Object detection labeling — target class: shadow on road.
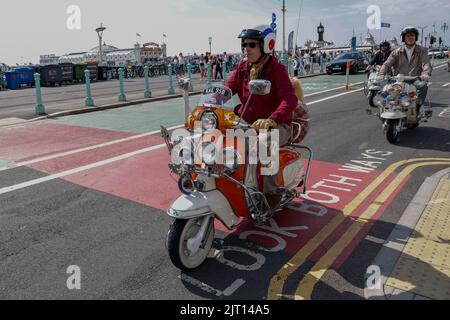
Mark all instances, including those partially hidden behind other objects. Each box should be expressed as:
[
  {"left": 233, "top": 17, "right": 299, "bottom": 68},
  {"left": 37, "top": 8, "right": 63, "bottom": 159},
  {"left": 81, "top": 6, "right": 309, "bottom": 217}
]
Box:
[
  {"left": 175, "top": 199, "right": 449, "bottom": 300},
  {"left": 396, "top": 126, "right": 450, "bottom": 153}
]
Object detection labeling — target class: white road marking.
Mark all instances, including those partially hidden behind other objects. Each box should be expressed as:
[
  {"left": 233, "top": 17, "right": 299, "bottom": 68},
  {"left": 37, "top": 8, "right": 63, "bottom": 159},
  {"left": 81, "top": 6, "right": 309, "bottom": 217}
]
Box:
[
  {"left": 304, "top": 81, "right": 365, "bottom": 98},
  {"left": 434, "top": 63, "right": 448, "bottom": 70},
  {"left": 443, "top": 83, "right": 450, "bottom": 87},
  {"left": 307, "top": 88, "right": 365, "bottom": 105},
  {"left": 439, "top": 107, "right": 450, "bottom": 118},
  {"left": 0, "top": 124, "right": 184, "bottom": 172},
  {"left": 0, "top": 143, "right": 167, "bottom": 196},
  {"left": 0, "top": 83, "right": 366, "bottom": 173},
  {"left": 0, "top": 86, "right": 374, "bottom": 195},
  {"left": 179, "top": 274, "right": 246, "bottom": 297}
]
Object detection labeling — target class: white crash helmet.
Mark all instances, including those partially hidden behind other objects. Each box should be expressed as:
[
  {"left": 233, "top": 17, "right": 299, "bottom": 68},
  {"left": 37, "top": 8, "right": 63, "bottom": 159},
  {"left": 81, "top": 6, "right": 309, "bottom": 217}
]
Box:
[{"left": 238, "top": 25, "right": 277, "bottom": 55}]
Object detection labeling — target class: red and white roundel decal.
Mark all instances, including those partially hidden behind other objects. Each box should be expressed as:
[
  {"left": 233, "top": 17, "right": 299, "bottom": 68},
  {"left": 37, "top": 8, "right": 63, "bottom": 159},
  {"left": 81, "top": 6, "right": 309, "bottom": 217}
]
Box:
[{"left": 268, "top": 39, "right": 276, "bottom": 51}]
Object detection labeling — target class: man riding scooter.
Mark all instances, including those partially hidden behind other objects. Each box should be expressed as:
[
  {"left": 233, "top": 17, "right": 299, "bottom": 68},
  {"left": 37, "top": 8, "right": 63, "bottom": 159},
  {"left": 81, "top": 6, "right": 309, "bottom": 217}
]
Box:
[
  {"left": 366, "top": 41, "right": 392, "bottom": 72},
  {"left": 365, "top": 41, "right": 393, "bottom": 108},
  {"left": 379, "top": 26, "right": 433, "bottom": 118},
  {"left": 225, "top": 24, "right": 298, "bottom": 211}
]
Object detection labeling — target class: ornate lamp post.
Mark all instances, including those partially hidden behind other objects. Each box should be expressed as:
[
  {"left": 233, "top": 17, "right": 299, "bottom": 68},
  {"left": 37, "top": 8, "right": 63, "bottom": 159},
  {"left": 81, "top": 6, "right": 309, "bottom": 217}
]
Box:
[{"left": 96, "top": 24, "right": 106, "bottom": 65}]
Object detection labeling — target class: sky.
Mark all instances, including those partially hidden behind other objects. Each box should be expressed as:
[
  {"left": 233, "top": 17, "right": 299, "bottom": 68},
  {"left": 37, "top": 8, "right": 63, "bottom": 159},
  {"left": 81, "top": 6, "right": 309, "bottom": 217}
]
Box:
[{"left": 1, "top": 0, "right": 449, "bottom": 65}]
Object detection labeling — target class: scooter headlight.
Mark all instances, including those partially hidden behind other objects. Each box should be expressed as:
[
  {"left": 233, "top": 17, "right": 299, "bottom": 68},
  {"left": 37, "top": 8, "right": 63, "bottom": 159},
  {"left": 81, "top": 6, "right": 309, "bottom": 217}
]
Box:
[
  {"left": 179, "top": 145, "right": 194, "bottom": 166},
  {"left": 178, "top": 175, "right": 195, "bottom": 195},
  {"left": 201, "top": 112, "right": 218, "bottom": 132},
  {"left": 373, "top": 95, "right": 385, "bottom": 107},
  {"left": 201, "top": 141, "right": 217, "bottom": 166},
  {"left": 223, "top": 147, "right": 242, "bottom": 172},
  {"left": 401, "top": 96, "right": 411, "bottom": 107},
  {"left": 172, "top": 139, "right": 195, "bottom": 166},
  {"left": 408, "top": 92, "right": 417, "bottom": 100}
]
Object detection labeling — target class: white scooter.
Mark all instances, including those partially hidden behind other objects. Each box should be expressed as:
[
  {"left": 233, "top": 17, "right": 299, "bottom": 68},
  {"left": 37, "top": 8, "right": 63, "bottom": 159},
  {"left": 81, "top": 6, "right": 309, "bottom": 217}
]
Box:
[
  {"left": 364, "top": 65, "right": 385, "bottom": 107},
  {"left": 372, "top": 74, "right": 431, "bottom": 143}
]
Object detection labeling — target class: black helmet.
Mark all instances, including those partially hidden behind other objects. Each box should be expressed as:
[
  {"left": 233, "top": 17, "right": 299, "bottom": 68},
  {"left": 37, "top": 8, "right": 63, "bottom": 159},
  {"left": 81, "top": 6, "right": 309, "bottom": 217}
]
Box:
[
  {"left": 401, "top": 26, "right": 419, "bottom": 43},
  {"left": 380, "top": 40, "right": 391, "bottom": 49},
  {"left": 238, "top": 29, "right": 265, "bottom": 41}
]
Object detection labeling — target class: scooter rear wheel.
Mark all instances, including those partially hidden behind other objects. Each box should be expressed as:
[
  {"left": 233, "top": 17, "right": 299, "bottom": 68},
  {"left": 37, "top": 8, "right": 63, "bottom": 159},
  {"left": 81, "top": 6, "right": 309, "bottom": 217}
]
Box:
[{"left": 167, "top": 217, "right": 214, "bottom": 271}]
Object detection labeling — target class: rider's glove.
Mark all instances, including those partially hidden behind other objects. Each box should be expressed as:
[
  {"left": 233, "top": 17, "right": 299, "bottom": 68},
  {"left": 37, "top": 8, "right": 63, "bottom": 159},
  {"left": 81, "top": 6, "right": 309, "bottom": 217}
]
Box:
[
  {"left": 420, "top": 75, "right": 430, "bottom": 82},
  {"left": 251, "top": 119, "right": 278, "bottom": 131}
]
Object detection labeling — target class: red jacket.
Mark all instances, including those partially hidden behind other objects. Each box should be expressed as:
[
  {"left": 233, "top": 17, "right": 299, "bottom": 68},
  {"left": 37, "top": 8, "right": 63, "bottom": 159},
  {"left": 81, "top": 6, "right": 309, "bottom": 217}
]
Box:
[{"left": 225, "top": 56, "right": 298, "bottom": 125}]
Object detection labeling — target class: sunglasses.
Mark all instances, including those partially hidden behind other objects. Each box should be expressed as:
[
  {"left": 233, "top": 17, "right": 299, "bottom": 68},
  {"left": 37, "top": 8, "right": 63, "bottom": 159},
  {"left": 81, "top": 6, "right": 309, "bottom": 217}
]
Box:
[{"left": 242, "top": 42, "right": 258, "bottom": 48}]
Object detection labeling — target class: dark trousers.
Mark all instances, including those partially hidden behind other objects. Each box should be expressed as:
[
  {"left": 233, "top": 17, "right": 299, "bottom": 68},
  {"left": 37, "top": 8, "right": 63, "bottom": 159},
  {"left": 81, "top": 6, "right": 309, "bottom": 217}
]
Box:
[
  {"left": 215, "top": 68, "right": 223, "bottom": 80},
  {"left": 416, "top": 82, "right": 428, "bottom": 107}
]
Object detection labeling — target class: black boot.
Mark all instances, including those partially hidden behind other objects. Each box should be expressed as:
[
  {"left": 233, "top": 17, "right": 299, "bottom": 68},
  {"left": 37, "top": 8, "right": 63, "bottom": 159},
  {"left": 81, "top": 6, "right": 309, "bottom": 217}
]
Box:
[{"left": 264, "top": 194, "right": 282, "bottom": 212}]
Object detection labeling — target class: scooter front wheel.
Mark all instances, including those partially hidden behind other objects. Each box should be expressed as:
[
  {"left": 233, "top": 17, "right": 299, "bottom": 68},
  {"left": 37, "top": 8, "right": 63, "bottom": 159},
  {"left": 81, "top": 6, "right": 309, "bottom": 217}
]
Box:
[
  {"left": 386, "top": 119, "right": 399, "bottom": 144},
  {"left": 167, "top": 217, "right": 215, "bottom": 271},
  {"left": 368, "top": 91, "right": 377, "bottom": 107}
]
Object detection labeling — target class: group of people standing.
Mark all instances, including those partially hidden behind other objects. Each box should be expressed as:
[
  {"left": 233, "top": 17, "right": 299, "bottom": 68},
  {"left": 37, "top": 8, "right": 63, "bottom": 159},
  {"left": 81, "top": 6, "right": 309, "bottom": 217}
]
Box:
[
  {"left": 198, "top": 52, "right": 235, "bottom": 81},
  {"left": 291, "top": 49, "right": 330, "bottom": 76},
  {"left": 171, "top": 52, "right": 237, "bottom": 81}
]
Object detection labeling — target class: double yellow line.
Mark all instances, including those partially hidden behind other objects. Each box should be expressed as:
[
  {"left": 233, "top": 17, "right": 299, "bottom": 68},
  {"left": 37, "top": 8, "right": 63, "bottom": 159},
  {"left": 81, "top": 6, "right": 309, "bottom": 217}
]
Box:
[{"left": 267, "top": 158, "right": 450, "bottom": 300}]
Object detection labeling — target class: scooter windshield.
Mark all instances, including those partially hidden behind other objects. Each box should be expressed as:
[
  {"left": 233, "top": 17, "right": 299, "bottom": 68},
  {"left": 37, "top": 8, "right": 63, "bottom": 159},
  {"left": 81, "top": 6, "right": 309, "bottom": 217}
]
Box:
[{"left": 197, "top": 85, "right": 238, "bottom": 111}]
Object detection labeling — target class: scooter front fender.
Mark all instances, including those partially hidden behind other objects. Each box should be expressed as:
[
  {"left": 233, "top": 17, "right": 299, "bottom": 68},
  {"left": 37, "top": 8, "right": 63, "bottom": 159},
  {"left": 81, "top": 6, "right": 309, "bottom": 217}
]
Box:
[{"left": 167, "top": 190, "right": 240, "bottom": 229}]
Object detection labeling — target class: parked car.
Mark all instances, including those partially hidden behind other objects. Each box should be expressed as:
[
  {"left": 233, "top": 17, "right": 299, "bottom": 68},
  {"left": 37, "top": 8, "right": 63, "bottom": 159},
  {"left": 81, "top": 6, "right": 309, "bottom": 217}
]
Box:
[
  {"left": 428, "top": 48, "right": 447, "bottom": 59},
  {"left": 326, "top": 52, "right": 369, "bottom": 74}
]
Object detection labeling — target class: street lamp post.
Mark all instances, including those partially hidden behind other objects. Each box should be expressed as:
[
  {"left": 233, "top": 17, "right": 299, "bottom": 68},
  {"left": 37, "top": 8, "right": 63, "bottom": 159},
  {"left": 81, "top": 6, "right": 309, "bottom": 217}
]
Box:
[
  {"left": 208, "top": 37, "right": 212, "bottom": 54},
  {"left": 442, "top": 23, "right": 448, "bottom": 47},
  {"left": 96, "top": 23, "right": 106, "bottom": 66},
  {"left": 418, "top": 25, "right": 428, "bottom": 46},
  {"left": 282, "top": 0, "right": 286, "bottom": 54}
]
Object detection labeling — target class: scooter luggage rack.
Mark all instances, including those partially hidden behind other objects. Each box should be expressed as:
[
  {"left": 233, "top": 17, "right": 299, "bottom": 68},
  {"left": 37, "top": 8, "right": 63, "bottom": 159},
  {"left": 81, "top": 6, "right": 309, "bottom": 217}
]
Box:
[{"left": 289, "top": 144, "right": 313, "bottom": 195}]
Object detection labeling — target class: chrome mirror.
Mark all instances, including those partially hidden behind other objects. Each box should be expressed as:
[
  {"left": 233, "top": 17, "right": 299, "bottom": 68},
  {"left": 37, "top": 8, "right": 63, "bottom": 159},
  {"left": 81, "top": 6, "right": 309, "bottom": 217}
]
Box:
[
  {"left": 249, "top": 80, "right": 271, "bottom": 95},
  {"left": 178, "top": 78, "right": 190, "bottom": 91}
]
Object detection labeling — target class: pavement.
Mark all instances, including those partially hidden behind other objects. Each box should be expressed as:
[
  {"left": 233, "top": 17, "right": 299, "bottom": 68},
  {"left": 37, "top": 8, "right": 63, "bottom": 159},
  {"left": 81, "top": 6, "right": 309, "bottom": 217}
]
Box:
[
  {"left": 0, "top": 63, "right": 341, "bottom": 123},
  {"left": 0, "top": 58, "right": 446, "bottom": 125},
  {"left": 366, "top": 167, "right": 450, "bottom": 300},
  {"left": 0, "top": 60, "right": 449, "bottom": 300}
]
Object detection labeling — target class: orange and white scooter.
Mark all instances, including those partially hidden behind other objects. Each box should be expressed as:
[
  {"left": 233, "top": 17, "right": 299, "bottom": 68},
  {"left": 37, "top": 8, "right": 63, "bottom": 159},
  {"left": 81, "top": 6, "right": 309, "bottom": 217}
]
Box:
[{"left": 160, "top": 79, "right": 313, "bottom": 270}]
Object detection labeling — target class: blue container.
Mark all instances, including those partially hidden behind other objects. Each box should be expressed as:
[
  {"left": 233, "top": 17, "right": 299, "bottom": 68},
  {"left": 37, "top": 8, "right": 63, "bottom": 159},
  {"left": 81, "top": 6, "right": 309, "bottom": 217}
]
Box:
[
  {"left": 14, "top": 67, "right": 35, "bottom": 87},
  {"left": 5, "top": 70, "right": 20, "bottom": 89},
  {"left": 6, "top": 67, "right": 35, "bottom": 89}
]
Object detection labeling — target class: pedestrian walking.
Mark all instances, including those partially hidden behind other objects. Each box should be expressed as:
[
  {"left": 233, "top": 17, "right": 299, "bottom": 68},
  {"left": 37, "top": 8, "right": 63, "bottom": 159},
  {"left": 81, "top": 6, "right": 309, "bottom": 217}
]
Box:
[
  {"left": 214, "top": 56, "right": 223, "bottom": 80},
  {"left": 199, "top": 54, "right": 206, "bottom": 81}
]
